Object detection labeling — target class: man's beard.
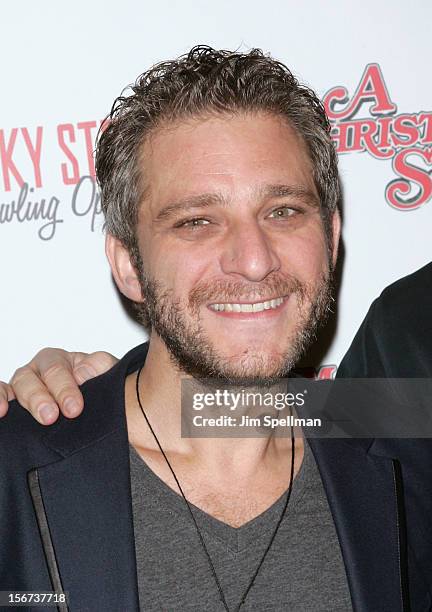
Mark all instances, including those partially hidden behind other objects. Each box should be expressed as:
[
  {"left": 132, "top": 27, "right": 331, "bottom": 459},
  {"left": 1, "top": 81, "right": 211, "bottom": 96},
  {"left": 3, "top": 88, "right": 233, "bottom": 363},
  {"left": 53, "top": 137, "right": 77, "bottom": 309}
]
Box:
[{"left": 136, "top": 268, "right": 334, "bottom": 387}]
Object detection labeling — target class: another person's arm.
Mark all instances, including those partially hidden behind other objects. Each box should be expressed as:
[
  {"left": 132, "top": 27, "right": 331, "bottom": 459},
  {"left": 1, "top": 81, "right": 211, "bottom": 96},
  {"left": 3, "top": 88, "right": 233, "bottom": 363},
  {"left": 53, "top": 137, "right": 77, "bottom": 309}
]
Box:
[{"left": 0, "top": 349, "right": 118, "bottom": 424}]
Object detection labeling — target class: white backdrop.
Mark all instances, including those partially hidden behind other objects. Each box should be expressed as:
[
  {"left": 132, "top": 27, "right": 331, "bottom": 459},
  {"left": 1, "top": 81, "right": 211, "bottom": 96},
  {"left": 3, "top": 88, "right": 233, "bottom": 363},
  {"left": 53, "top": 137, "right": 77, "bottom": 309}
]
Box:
[{"left": 1, "top": 0, "right": 431, "bottom": 379}]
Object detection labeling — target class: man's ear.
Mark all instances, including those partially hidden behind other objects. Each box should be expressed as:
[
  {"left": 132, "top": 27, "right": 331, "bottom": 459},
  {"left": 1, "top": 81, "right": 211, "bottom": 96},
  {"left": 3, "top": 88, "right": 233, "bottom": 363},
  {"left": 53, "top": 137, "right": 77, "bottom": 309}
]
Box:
[
  {"left": 105, "top": 234, "right": 143, "bottom": 302},
  {"left": 330, "top": 208, "right": 341, "bottom": 268}
]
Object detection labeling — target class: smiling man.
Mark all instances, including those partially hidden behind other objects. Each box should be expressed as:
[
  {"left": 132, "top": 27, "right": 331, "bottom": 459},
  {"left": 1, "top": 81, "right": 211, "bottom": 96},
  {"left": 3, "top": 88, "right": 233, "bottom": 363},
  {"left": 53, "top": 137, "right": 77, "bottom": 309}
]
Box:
[
  {"left": 1, "top": 46, "right": 424, "bottom": 612},
  {"left": 113, "top": 112, "right": 336, "bottom": 386}
]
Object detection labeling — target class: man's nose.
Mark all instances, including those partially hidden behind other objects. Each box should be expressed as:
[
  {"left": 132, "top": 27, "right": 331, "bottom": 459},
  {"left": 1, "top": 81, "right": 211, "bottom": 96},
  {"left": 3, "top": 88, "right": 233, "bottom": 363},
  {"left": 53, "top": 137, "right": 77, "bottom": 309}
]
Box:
[{"left": 219, "top": 220, "right": 281, "bottom": 282}]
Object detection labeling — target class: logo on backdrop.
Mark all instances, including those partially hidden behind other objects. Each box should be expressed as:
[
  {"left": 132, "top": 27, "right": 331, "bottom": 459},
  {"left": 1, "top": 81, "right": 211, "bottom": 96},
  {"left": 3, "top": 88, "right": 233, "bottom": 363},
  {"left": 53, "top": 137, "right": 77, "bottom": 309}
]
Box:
[
  {"left": 0, "top": 121, "right": 104, "bottom": 240},
  {"left": 296, "top": 364, "right": 337, "bottom": 381},
  {"left": 323, "top": 63, "right": 432, "bottom": 211}
]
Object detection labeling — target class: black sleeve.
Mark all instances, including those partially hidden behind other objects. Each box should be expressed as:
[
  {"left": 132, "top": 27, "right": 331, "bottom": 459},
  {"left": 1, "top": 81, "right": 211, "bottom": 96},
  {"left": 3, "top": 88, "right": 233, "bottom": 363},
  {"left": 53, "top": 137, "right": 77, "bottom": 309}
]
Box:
[
  {"left": 336, "top": 298, "right": 388, "bottom": 378},
  {"left": 337, "top": 265, "right": 432, "bottom": 379}
]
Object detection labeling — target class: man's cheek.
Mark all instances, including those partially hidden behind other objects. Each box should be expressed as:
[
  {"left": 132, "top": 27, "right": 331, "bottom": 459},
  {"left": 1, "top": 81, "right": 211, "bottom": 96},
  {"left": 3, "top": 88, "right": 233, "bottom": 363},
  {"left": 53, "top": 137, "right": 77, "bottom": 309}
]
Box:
[
  {"left": 286, "top": 235, "right": 328, "bottom": 277},
  {"left": 279, "top": 253, "right": 321, "bottom": 285}
]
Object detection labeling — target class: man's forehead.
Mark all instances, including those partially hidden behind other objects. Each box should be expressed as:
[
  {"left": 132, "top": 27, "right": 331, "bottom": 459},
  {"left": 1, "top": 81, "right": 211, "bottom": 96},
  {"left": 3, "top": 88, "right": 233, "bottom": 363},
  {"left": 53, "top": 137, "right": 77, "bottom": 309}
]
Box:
[
  {"left": 138, "top": 112, "right": 318, "bottom": 216},
  {"left": 142, "top": 111, "right": 312, "bottom": 168}
]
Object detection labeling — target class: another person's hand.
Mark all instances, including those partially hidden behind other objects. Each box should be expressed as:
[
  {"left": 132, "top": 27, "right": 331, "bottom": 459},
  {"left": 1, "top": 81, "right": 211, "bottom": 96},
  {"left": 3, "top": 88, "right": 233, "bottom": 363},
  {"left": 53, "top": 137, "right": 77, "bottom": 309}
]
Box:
[{"left": 0, "top": 349, "right": 118, "bottom": 425}]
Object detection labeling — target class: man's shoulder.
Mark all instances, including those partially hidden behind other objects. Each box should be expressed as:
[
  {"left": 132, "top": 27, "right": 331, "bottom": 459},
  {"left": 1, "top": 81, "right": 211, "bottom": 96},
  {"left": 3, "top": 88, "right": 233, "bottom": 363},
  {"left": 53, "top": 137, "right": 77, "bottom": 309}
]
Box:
[
  {"left": 375, "top": 261, "right": 432, "bottom": 323},
  {"left": 0, "top": 367, "right": 113, "bottom": 439},
  {"left": 0, "top": 342, "right": 149, "bottom": 465},
  {"left": 0, "top": 398, "right": 52, "bottom": 438},
  {"left": 0, "top": 399, "right": 58, "bottom": 473},
  {"left": 360, "top": 261, "right": 432, "bottom": 341},
  {"left": 338, "top": 262, "right": 432, "bottom": 378},
  {"left": 0, "top": 380, "right": 118, "bottom": 474}
]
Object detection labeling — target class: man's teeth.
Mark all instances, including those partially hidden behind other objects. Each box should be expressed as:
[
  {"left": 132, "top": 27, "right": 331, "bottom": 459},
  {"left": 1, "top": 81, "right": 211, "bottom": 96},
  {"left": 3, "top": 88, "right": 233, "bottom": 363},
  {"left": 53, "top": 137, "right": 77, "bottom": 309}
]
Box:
[{"left": 209, "top": 297, "right": 285, "bottom": 312}]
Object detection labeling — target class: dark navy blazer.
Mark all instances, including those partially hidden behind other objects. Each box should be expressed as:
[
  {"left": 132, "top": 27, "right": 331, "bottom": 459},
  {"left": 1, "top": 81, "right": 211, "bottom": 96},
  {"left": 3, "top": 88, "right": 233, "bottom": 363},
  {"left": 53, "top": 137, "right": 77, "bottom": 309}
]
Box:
[{"left": 1, "top": 258, "right": 432, "bottom": 612}]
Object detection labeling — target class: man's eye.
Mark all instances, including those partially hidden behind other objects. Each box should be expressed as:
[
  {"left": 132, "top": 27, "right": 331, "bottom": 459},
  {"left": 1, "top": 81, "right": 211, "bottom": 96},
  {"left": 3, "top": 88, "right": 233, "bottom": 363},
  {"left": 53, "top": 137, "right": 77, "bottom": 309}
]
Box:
[
  {"left": 268, "top": 207, "right": 297, "bottom": 219},
  {"left": 176, "top": 218, "right": 210, "bottom": 228}
]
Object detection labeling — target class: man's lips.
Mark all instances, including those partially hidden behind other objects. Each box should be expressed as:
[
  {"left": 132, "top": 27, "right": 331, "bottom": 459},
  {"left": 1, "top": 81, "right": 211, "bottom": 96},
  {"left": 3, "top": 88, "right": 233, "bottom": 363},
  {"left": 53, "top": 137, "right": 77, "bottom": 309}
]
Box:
[{"left": 206, "top": 295, "right": 289, "bottom": 319}]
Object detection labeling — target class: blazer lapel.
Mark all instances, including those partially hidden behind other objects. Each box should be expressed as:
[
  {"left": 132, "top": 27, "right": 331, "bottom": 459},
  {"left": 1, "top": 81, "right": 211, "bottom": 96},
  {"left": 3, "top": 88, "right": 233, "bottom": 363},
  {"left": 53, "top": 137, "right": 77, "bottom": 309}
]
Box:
[
  {"left": 308, "top": 437, "right": 405, "bottom": 612},
  {"left": 34, "top": 428, "right": 139, "bottom": 611}
]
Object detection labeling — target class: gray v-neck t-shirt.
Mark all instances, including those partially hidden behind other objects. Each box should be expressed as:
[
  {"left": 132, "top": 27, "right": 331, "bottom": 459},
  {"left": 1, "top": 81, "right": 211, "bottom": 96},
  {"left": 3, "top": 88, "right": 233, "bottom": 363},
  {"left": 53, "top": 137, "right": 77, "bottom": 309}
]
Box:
[{"left": 129, "top": 439, "right": 353, "bottom": 611}]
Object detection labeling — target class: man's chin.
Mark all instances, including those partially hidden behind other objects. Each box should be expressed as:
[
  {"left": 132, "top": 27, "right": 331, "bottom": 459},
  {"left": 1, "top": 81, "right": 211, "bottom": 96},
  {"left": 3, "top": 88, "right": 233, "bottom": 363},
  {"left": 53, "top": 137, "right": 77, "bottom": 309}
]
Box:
[
  {"left": 189, "top": 352, "right": 295, "bottom": 388},
  {"left": 208, "top": 371, "right": 289, "bottom": 389}
]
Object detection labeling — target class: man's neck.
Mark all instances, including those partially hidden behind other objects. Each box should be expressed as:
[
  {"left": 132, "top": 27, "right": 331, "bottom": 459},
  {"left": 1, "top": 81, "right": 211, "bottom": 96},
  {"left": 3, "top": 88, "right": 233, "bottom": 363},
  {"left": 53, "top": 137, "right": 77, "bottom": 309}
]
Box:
[
  {"left": 125, "top": 333, "right": 302, "bottom": 478},
  {"left": 124, "top": 334, "right": 304, "bottom": 527}
]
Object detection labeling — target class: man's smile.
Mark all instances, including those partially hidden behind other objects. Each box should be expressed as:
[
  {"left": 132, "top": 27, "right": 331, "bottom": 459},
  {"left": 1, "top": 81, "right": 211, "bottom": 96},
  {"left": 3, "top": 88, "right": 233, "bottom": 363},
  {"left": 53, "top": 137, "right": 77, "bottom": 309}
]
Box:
[{"left": 206, "top": 294, "right": 289, "bottom": 318}]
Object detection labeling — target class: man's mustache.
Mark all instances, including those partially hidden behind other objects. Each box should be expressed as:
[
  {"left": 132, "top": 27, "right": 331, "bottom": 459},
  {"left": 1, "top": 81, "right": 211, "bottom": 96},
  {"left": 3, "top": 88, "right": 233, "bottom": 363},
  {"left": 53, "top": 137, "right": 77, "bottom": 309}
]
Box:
[{"left": 188, "top": 275, "right": 307, "bottom": 308}]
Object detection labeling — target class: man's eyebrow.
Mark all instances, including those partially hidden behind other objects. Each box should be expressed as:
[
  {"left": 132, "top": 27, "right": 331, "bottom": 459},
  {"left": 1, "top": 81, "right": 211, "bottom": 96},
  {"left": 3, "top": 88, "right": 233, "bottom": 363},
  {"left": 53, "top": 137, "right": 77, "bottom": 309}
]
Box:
[
  {"left": 154, "top": 184, "right": 319, "bottom": 222},
  {"left": 154, "top": 193, "right": 227, "bottom": 222},
  {"left": 262, "top": 184, "right": 320, "bottom": 207}
]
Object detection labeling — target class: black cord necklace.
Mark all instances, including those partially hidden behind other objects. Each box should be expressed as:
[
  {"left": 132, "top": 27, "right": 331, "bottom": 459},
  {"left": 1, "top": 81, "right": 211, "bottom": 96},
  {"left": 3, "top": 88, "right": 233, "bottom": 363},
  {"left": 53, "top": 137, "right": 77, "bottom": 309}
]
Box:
[{"left": 135, "top": 364, "right": 296, "bottom": 612}]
